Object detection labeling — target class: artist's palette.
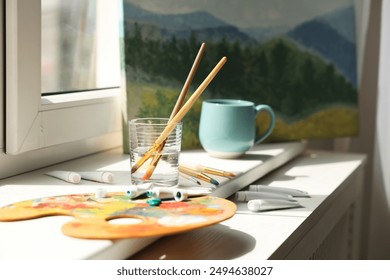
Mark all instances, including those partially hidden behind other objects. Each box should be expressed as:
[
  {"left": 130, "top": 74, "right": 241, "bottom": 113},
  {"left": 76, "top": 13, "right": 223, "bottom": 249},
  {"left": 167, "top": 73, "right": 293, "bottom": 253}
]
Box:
[{"left": 0, "top": 193, "right": 236, "bottom": 240}]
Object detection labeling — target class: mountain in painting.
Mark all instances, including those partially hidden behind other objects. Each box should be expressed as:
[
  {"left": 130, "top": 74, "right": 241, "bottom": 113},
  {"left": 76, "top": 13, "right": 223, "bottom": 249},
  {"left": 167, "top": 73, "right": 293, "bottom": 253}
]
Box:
[
  {"left": 123, "top": 2, "right": 227, "bottom": 30},
  {"left": 243, "top": 25, "right": 289, "bottom": 42},
  {"left": 123, "top": 1, "right": 254, "bottom": 42},
  {"left": 287, "top": 17, "right": 357, "bottom": 86},
  {"left": 319, "top": 5, "right": 356, "bottom": 43},
  {"left": 240, "top": 5, "right": 357, "bottom": 86}
]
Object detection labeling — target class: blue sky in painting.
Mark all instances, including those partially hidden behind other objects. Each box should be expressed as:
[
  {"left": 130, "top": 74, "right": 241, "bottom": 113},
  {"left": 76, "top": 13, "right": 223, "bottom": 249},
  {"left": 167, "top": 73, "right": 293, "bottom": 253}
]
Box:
[{"left": 125, "top": 0, "right": 353, "bottom": 28}]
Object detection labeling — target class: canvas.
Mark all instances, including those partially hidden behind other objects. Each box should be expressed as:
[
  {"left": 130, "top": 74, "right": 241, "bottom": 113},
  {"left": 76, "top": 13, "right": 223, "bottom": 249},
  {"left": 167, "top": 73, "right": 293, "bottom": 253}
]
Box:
[{"left": 121, "top": 0, "right": 358, "bottom": 152}]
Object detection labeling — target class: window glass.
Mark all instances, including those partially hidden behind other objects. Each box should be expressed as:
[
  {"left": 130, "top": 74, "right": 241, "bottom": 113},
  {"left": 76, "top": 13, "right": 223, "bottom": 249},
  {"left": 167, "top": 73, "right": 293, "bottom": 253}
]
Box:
[{"left": 41, "top": 0, "right": 119, "bottom": 95}]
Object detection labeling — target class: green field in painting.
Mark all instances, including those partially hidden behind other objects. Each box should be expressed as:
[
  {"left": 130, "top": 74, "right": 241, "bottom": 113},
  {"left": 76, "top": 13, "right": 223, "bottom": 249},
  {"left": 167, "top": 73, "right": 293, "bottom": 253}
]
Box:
[
  {"left": 258, "top": 106, "right": 359, "bottom": 142},
  {"left": 123, "top": 82, "right": 358, "bottom": 153},
  {"left": 124, "top": 82, "right": 204, "bottom": 152}
]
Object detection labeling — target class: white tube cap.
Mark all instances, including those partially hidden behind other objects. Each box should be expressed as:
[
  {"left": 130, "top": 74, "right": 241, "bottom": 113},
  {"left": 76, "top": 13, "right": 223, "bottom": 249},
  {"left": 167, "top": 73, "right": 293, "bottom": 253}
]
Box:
[
  {"left": 68, "top": 172, "right": 81, "bottom": 184},
  {"left": 102, "top": 172, "right": 114, "bottom": 183},
  {"left": 95, "top": 188, "right": 107, "bottom": 198}
]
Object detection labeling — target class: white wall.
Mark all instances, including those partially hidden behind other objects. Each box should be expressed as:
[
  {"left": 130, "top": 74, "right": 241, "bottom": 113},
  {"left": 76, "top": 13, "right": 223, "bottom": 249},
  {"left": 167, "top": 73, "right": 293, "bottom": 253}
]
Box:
[
  {"left": 339, "top": 0, "right": 380, "bottom": 258},
  {"left": 325, "top": 0, "right": 389, "bottom": 259},
  {"left": 365, "top": 0, "right": 390, "bottom": 259},
  {"left": 0, "top": 1, "right": 4, "bottom": 151}
]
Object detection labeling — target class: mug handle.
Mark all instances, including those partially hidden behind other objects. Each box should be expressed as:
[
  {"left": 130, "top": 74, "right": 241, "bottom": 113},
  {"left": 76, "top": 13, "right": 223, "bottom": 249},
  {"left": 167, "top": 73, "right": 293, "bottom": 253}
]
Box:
[{"left": 254, "top": 105, "right": 275, "bottom": 145}]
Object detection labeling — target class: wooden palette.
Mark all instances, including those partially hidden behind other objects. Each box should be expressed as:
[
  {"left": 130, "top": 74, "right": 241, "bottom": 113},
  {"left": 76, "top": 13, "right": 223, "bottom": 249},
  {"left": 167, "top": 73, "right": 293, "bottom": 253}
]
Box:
[{"left": 0, "top": 192, "right": 236, "bottom": 240}]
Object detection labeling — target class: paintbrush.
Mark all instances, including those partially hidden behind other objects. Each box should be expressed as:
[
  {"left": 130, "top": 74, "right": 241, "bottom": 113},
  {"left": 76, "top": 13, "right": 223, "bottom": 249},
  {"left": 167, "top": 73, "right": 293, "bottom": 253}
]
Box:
[
  {"left": 180, "top": 163, "right": 236, "bottom": 178},
  {"left": 131, "top": 56, "right": 227, "bottom": 175},
  {"left": 179, "top": 172, "right": 202, "bottom": 185},
  {"left": 179, "top": 165, "right": 219, "bottom": 186},
  {"left": 142, "top": 43, "right": 206, "bottom": 180}
]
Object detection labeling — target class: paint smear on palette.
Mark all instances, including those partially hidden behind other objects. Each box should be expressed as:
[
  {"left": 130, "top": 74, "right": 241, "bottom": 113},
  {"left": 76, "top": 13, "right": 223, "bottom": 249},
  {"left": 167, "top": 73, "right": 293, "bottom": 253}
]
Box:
[{"left": 0, "top": 192, "right": 236, "bottom": 239}]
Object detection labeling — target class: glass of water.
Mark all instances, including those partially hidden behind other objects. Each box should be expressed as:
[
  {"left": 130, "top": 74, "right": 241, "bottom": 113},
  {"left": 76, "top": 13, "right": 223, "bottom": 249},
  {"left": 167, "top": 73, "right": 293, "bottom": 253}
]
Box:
[{"left": 129, "top": 118, "right": 182, "bottom": 187}]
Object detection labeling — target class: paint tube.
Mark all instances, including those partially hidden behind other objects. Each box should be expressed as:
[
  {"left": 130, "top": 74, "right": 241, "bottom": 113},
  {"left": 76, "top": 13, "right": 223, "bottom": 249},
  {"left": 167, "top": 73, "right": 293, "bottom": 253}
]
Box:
[
  {"left": 78, "top": 171, "right": 114, "bottom": 183},
  {"left": 147, "top": 187, "right": 210, "bottom": 201},
  {"left": 45, "top": 170, "right": 81, "bottom": 184},
  {"left": 247, "top": 199, "right": 302, "bottom": 212},
  {"left": 248, "top": 185, "right": 310, "bottom": 197},
  {"left": 125, "top": 183, "right": 154, "bottom": 198},
  {"left": 235, "top": 191, "right": 296, "bottom": 202}
]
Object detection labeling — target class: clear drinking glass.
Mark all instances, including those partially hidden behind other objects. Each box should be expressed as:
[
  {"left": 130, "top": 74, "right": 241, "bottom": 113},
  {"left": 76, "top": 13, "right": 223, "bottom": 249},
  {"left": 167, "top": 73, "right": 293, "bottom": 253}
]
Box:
[{"left": 129, "top": 118, "right": 182, "bottom": 187}]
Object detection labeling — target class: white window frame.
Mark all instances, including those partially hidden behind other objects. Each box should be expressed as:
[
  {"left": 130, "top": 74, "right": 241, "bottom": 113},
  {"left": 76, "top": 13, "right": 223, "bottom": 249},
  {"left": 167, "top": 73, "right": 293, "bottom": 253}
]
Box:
[{"left": 2, "top": 0, "right": 123, "bottom": 177}]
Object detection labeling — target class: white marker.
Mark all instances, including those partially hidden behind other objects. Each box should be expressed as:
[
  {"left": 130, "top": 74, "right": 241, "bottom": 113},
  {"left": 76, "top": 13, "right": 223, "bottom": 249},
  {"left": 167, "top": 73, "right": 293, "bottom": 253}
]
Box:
[
  {"left": 248, "top": 185, "right": 310, "bottom": 197},
  {"left": 79, "top": 171, "right": 114, "bottom": 184},
  {"left": 247, "top": 199, "right": 302, "bottom": 212},
  {"left": 45, "top": 170, "right": 81, "bottom": 184},
  {"left": 235, "top": 191, "right": 295, "bottom": 202}
]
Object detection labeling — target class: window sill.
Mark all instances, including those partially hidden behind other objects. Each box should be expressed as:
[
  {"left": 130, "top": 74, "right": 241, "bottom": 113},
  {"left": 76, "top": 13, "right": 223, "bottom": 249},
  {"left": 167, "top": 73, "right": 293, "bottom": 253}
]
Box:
[{"left": 0, "top": 142, "right": 365, "bottom": 260}]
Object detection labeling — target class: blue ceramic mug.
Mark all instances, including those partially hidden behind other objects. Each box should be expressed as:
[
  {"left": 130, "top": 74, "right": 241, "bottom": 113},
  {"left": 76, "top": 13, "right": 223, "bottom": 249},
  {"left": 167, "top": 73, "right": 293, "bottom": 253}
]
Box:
[{"left": 199, "top": 99, "right": 275, "bottom": 158}]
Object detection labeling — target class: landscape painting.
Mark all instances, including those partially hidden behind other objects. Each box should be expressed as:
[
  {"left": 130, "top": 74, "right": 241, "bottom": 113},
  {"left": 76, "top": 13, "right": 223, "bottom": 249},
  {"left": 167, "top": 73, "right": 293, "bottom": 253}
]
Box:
[{"left": 122, "top": 0, "right": 358, "bottom": 151}]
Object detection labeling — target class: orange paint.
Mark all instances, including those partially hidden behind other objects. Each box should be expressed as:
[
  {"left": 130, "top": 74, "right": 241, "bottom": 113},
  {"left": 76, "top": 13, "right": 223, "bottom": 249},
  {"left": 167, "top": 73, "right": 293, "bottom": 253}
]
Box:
[{"left": 0, "top": 192, "right": 236, "bottom": 239}]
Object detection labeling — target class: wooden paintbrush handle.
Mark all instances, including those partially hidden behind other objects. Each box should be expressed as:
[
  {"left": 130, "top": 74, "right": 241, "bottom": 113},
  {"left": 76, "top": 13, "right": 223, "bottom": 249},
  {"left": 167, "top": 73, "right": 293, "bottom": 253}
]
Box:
[
  {"left": 155, "top": 56, "right": 227, "bottom": 146},
  {"left": 169, "top": 42, "right": 206, "bottom": 120},
  {"left": 132, "top": 56, "right": 227, "bottom": 175}
]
